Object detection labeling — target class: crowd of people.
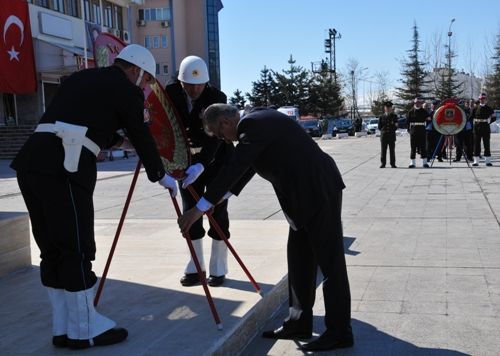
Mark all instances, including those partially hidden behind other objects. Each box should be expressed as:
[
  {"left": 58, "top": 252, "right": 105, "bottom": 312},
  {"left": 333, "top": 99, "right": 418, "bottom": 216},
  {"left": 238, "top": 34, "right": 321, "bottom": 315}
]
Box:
[{"left": 378, "top": 94, "right": 497, "bottom": 168}]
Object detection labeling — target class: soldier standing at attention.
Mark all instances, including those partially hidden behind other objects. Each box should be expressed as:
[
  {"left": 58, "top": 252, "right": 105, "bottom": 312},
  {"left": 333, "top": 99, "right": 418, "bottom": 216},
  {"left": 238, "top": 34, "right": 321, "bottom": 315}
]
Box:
[
  {"left": 378, "top": 101, "right": 398, "bottom": 168},
  {"left": 471, "top": 93, "right": 496, "bottom": 167},
  {"left": 407, "top": 97, "right": 430, "bottom": 168}
]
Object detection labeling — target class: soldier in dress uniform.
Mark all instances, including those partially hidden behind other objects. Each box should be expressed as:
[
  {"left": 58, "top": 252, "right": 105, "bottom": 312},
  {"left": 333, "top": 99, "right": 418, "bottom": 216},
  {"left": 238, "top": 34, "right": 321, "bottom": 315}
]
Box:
[
  {"left": 407, "top": 97, "right": 430, "bottom": 168},
  {"left": 454, "top": 99, "right": 473, "bottom": 162},
  {"left": 378, "top": 101, "right": 398, "bottom": 168},
  {"left": 165, "top": 56, "right": 233, "bottom": 287},
  {"left": 10, "top": 45, "right": 177, "bottom": 349},
  {"left": 471, "top": 93, "right": 496, "bottom": 166}
]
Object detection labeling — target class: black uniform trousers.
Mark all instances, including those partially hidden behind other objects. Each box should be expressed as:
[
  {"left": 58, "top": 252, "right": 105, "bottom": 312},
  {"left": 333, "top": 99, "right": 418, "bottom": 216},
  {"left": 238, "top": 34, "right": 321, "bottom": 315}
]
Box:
[
  {"left": 380, "top": 133, "right": 396, "bottom": 166},
  {"left": 17, "top": 172, "right": 97, "bottom": 292},
  {"left": 180, "top": 154, "right": 230, "bottom": 241},
  {"left": 426, "top": 130, "right": 443, "bottom": 160},
  {"left": 473, "top": 124, "right": 491, "bottom": 157},
  {"left": 455, "top": 130, "right": 473, "bottom": 161},
  {"left": 286, "top": 190, "right": 351, "bottom": 337},
  {"left": 410, "top": 127, "right": 427, "bottom": 159}
]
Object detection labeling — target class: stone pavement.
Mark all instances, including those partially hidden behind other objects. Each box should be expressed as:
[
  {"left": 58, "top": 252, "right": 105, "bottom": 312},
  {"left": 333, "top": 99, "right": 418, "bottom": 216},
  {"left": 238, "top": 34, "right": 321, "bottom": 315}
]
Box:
[{"left": 1, "top": 133, "right": 500, "bottom": 355}]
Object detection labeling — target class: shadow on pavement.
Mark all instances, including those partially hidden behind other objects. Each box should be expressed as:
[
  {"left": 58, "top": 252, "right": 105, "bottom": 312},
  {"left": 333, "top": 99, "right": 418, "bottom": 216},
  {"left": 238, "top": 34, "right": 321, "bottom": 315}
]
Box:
[{"left": 0, "top": 265, "right": 276, "bottom": 355}]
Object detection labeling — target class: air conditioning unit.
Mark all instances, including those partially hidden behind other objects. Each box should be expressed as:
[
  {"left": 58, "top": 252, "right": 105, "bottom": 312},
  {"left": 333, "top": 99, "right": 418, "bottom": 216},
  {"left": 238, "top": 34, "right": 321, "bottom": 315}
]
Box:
[
  {"left": 122, "top": 30, "right": 130, "bottom": 44},
  {"left": 160, "top": 20, "right": 169, "bottom": 28},
  {"left": 137, "top": 19, "right": 146, "bottom": 27}
]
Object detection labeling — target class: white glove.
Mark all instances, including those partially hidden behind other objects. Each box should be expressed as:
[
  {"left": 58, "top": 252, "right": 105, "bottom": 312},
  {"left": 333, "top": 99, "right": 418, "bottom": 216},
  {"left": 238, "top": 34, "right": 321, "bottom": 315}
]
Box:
[
  {"left": 182, "top": 163, "right": 204, "bottom": 188},
  {"left": 158, "top": 174, "right": 178, "bottom": 197}
]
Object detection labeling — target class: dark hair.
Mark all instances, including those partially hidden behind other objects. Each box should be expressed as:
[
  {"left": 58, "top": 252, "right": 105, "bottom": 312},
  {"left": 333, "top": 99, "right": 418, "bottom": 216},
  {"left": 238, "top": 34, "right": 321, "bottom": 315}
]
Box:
[{"left": 114, "top": 58, "right": 135, "bottom": 69}]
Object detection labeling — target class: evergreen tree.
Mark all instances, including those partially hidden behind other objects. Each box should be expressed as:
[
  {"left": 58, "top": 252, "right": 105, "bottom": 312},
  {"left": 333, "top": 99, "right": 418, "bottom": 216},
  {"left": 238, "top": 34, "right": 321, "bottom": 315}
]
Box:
[
  {"left": 229, "top": 89, "right": 246, "bottom": 109},
  {"left": 484, "top": 32, "right": 500, "bottom": 108},
  {"left": 273, "top": 55, "right": 312, "bottom": 114},
  {"left": 395, "top": 23, "right": 431, "bottom": 110},
  {"left": 309, "top": 60, "right": 344, "bottom": 116},
  {"left": 246, "top": 66, "right": 278, "bottom": 107}
]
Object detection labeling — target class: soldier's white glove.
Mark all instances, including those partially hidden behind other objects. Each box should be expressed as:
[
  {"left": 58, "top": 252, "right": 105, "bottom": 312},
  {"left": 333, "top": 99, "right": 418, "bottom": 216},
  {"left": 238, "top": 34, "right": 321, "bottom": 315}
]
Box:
[
  {"left": 182, "top": 163, "right": 204, "bottom": 189},
  {"left": 159, "top": 174, "right": 178, "bottom": 197}
]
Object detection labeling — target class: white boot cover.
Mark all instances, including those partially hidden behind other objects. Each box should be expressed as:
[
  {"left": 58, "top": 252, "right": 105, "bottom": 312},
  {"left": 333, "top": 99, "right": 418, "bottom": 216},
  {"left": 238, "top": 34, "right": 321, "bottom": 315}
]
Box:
[
  {"left": 65, "top": 287, "right": 116, "bottom": 342},
  {"left": 46, "top": 287, "right": 68, "bottom": 336},
  {"left": 209, "top": 240, "right": 228, "bottom": 277},
  {"left": 184, "top": 239, "right": 206, "bottom": 274}
]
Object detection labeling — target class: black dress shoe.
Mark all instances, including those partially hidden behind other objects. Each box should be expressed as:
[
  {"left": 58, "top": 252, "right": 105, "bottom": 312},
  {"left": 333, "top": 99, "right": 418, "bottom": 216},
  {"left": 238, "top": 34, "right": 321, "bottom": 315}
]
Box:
[
  {"left": 67, "top": 328, "right": 128, "bottom": 349},
  {"left": 207, "top": 275, "right": 225, "bottom": 286},
  {"left": 52, "top": 335, "right": 67, "bottom": 348},
  {"left": 486, "top": 163, "right": 493, "bottom": 167},
  {"left": 262, "top": 318, "right": 312, "bottom": 340},
  {"left": 379, "top": 164, "right": 385, "bottom": 168},
  {"left": 180, "top": 272, "right": 204, "bottom": 286},
  {"left": 300, "top": 330, "right": 354, "bottom": 352},
  {"left": 453, "top": 158, "right": 461, "bottom": 162},
  {"left": 408, "top": 164, "right": 415, "bottom": 168},
  {"left": 423, "top": 163, "right": 429, "bottom": 168},
  {"left": 437, "top": 157, "right": 443, "bottom": 162},
  {"left": 391, "top": 164, "right": 397, "bottom": 168}
]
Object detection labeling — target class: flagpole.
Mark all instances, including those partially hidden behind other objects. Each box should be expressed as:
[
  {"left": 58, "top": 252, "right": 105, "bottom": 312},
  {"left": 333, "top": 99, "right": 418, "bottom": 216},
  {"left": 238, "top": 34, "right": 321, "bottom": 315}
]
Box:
[{"left": 81, "top": 0, "right": 88, "bottom": 68}]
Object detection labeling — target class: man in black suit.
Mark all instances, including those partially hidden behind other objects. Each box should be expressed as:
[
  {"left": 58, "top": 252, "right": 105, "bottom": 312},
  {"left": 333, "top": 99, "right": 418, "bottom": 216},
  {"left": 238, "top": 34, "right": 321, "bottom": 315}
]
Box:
[
  {"left": 10, "top": 44, "right": 177, "bottom": 349},
  {"left": 378, "top": 101, "right": 398, "bottom": 168},
  {"left": 165, "top": 56, "right": 233, "bottom": 287},
  {"left": 178, "top": 104, "right": 353, "bottom": 352}
]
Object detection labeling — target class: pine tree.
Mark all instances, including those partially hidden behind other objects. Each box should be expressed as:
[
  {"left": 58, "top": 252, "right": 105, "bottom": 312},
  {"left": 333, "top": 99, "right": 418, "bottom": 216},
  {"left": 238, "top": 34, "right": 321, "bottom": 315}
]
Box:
[
  {"left": 484, "top": 32, "right": 500, "bottom": 108},
  {"left": 229, "top": 89, "right": 246, "bottom": 109},
  {"left": 309, "top": 60, "right": 344, "bottom": 116},
  {"left": 395, "top": 23, "right": 431, "bottom": 110},
  {"left": 273, "top": 55, "right": 312, "bottom": 114},
  {"left": 246, "top": 66, "right": 278, "bottom": 107},
  {"left": 371, "top": 93, "right": 390, "bottom": 117}
]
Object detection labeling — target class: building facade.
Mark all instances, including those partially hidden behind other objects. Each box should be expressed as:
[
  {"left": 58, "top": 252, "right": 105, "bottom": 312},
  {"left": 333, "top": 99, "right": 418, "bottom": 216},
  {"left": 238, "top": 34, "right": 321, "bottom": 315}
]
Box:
[{"left": 1, "top": 0, "right": 223, "bottom": 130}]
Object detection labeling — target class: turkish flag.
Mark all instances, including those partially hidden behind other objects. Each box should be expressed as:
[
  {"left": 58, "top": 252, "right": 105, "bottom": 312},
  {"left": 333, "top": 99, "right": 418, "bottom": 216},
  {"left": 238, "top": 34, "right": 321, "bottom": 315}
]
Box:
[{"left": 0, "top": 0, "right": 37, "bottom": 94}]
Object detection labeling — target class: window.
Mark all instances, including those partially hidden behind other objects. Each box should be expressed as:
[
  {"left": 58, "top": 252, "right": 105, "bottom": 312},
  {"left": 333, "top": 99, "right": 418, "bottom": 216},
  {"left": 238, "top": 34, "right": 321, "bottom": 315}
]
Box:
[
  {"left": 92, "top": 0, "right": 101, "bottom": 24},
  {"left": 152, "top": 36, "right": 159, "bottom": 49},
  {"left": 144, "top": 36, "right": 150, "bottom": 48},
  {"left": 161, "top": 35, "right": 167, "bottom": 48},
  {"left": 163, "top": 64, "right": 168, "bottom": 75},
  {"left": 83, "top": 0, "right": 90, "bottom": 21},
  {"left": 156, "top": 64, "right": 160, "bottom": 75},
  {"left": 53, "top": 0, "right": 64, "bottom": 12},
  {"left": 140, "top": 7, "right": 170, "bottom": 22},
  {"left": 65, "top": 0, "right": 79, "bottom": 17},
  {"left": 103, "top": 1, "right": 113, "bottom": 27}
]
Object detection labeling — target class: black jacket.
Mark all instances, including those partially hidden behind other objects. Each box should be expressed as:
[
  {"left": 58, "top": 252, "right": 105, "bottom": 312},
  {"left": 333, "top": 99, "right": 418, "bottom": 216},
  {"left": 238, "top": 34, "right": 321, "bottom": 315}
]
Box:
[
  {"left": 407, "top": 107, "right": 430, "bottom": 134},
  {"left": 11, "top": 66, "right": 165, "bottom": 189},
  {"left": 205, "top": 108, "right": 345, "bottom": 229},
  {"left": 378, "top": 112, "right": 398, "bottom": 139},
  {"left": 165, "top": 81, "right": 232, "bottom": 167}
]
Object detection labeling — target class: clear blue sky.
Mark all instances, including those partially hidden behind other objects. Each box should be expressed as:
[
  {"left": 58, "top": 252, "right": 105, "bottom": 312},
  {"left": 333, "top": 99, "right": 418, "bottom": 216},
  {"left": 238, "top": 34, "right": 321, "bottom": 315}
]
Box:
[{"left": 218, "top": 0, "right": 500, "bottom": 100}]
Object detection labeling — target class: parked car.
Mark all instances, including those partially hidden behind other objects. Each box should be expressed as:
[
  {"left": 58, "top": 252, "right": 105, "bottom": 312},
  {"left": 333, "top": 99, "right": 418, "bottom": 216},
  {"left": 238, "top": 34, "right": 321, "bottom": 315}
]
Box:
[
  {"left": 365, "top": 118, "right": 379, "bottom": 134},
  {"left": 298, "top": 119, "right": 321, "bottom": 137},
  {"left": 277, "top": 106, "right": 300, "bottom": 121},
  {"left": 331, "top": 118, "right": 355, "bottom": 136},
  {"left": 397, "top": 116, "right": 407, "bottom": 130}
]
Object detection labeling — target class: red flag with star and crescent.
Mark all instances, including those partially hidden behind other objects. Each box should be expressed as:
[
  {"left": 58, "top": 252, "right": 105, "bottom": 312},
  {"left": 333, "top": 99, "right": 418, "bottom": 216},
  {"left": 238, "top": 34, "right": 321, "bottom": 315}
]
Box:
[{"left": 0, "top": 0, "right": 37, "bottom": 94}]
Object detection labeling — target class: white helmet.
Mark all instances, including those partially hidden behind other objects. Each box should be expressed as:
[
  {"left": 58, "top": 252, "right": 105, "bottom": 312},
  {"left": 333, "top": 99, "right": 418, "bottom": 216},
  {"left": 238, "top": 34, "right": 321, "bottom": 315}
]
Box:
[
  {"left": 116, "top": 44, "right": 156, "bottom": 79},
  {"left": 178, "top": 55, "right": 209, "bottom": 84}
]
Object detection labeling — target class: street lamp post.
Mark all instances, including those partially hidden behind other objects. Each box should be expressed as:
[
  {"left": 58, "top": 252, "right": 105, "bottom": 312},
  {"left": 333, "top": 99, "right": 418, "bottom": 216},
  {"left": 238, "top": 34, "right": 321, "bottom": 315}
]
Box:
[
  {"left": 324, "top": 28, "right": 341, "bottom": 84},
  {"left": 447, "top": 18, "right": 455, "bottom": 96}
]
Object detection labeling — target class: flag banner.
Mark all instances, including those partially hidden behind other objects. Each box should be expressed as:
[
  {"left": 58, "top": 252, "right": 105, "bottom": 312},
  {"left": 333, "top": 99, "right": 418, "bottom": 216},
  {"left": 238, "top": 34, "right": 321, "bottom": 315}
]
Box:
[
  {"left": 93, "top": 33, "right": 190, "bottom": 179},
  {"left": 0, "top": 0, "right": 37, "bottom": 93}
]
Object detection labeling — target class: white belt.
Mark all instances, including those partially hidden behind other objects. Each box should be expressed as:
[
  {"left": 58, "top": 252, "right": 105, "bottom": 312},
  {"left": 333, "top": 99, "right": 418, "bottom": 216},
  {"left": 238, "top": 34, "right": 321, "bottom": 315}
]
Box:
[
  {"left": 474, "top": 119, "right": 489, "bottom": 123},
  {"left": 411, "top": 122, "right": 425, "bottom": 126},
  {"left": 35, "top": 123, "right": 100, "bottom": 156},
  {"left": 190, "top": 147, "right": 202, "bottom": 155}
]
